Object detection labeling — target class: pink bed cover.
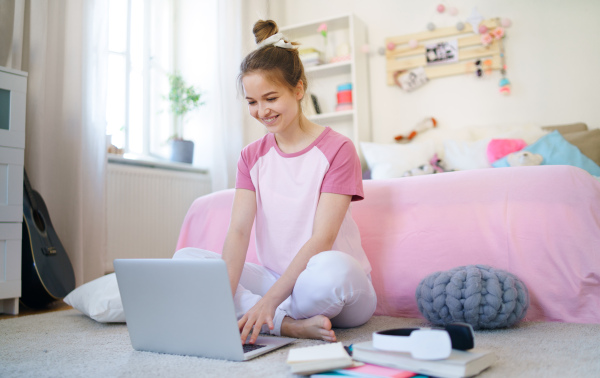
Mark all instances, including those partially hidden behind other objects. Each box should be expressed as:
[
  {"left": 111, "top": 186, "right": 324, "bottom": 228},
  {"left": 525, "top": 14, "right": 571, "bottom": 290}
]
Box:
[{"left": 176, "top": 165, "right": 600, "bottom": 324}]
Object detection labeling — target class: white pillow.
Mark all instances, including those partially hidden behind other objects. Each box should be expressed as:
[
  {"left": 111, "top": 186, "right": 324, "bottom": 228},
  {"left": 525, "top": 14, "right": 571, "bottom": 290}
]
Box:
[
  {"left": 410, "top": 127, "right": 473, "bottom": 159},
  {"left": 63, "top": 273, "right": 125, "bottom": 322},
  {"left": 361, "top": 140, "right": 436, "bottom": 179},
  {"left": 444, "top": 138, "right": 492, "bottom": 171}
]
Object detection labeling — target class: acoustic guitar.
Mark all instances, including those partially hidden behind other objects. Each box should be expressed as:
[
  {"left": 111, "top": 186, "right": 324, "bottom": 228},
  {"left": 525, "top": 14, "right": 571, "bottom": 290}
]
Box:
[{"left": 21, "top": 170, "right": 75, "bottom": 308}]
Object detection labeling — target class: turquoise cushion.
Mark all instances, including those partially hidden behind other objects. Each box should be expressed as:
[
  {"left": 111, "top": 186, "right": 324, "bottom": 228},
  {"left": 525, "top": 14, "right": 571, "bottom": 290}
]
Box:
[{"left": 492, "top": 130, "right": 600, "bottom": 176}]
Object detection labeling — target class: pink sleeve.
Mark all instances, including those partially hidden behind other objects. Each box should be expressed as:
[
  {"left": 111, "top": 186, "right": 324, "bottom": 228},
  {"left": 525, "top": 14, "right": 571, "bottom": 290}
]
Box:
[
  {"left": 235, "top": 151, "right": 255, "bottom": 191},
  {"left": 321, "top": 140, "right": 364, "bottom": 201}
]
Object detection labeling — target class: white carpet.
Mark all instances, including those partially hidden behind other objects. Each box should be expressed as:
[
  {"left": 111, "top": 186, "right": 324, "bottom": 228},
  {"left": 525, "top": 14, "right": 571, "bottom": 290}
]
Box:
[{"left": 1, "top": 309, "right": 599, "bottom": 377}]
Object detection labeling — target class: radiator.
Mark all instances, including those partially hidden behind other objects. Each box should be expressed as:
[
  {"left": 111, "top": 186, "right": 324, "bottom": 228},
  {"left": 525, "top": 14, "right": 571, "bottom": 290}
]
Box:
[{"left": 105, "top": 162, "right": 212, "bottom": 273}]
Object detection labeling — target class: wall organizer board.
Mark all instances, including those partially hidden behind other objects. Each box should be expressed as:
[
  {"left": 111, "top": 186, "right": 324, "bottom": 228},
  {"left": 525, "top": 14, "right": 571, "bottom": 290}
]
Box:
[{"left": 385, "top": 18, "right": 507, "bottom": 90}]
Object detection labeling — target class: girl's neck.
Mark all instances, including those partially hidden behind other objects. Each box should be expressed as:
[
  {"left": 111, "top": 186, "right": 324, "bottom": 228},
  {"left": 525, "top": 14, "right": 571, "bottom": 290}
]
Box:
[{"left": 274, "top": 114, "right": 325, "bottom": 154}]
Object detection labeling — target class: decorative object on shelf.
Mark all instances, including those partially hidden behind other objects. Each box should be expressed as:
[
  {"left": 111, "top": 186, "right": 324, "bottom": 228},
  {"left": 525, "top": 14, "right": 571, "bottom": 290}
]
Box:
[
  {"left": 448, "top": 7, "right": 459, "bottom": 16},
  {"left": 465, "top": 7, "right": 484, "bottom": 34},
  {"left": 335, "top": 82, "right": 353, "bottom": 112},
  {"left": 166, "top": 72, "right": 205, "bottom": 164},
  {"left": 473, "top": 59, "right": 492, "bottom": 77},
  {"left": 426, "top": 22, "right": 436, "bottom": 31},
  {"left": 393, "top": 67, "right": 429, "bottom": 92},
  {"left": 498, "top": 32, "right": 511, "bottom": 95},
  {"left": 425, "top": 40, "right": 459, "bottom": 65},
  {"left": 456, "top": 22, "right": 465, "bottom": 31},
  {"left": 481, "top": 26, "right": 505, "bottom": 46},
  {"left": 317, "top": 22, "right": 335, "bottom": 63},
  {"left": 475, "top": 59, "right": 482, "bottom": 77},
  {"left": 385, "top": 16, "right": 511, "bottom": 94},
  {"left": 394, "top": 117, "right": 437, "bottom": 142},
  {"left": 331, "top": 42, "right": 351, "bottom": 63},
  {"left": 436, "top": 4, "right": 445, "bottom": 13}
]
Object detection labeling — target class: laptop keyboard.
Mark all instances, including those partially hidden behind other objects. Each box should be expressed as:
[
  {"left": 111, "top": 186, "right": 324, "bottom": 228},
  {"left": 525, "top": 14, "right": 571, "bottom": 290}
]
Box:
[{"left": 243, "top": 344, "right": 267, "bottom": 353}]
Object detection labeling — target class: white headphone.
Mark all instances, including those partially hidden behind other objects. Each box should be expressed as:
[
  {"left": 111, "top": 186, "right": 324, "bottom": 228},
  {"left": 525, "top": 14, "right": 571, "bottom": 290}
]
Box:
[{"left": 372, "top": 323, "right": 474, "bottom": 360}]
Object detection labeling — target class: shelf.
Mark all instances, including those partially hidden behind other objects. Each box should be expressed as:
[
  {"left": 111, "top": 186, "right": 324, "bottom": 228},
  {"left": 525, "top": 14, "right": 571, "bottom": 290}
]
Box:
[
  {"left": 280, "top": 14, "right": 350, "bottom": 37},
  {"left": 305, "top": 60, "right": 352, "bottom": 77},
  {"left": 308, "top": 110, "right": 354, "bottom": 123},
  {"left": 281, "top": 14, "right": 371, "bottom": 157}
]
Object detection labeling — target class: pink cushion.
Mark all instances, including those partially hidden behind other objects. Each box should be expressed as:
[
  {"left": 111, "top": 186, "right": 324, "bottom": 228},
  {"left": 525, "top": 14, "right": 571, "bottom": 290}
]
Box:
[
  {"left": 176, "top": 165, "right": 600, "bottom": 324},
  {"left": 487, "top": 138, "right": 527, "bottom": 163}
]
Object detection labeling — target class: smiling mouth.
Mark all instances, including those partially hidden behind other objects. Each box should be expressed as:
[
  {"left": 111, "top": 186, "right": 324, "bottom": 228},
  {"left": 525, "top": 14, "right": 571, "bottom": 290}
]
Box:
[{"left": 262, "top": 115, "right": 279, "bottom": 125}]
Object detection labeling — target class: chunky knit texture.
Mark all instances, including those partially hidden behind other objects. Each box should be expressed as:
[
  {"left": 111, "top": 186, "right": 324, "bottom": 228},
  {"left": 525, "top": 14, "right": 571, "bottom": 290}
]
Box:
[{"left": 416, "top": 265, "right": 529, "bottom": 329}]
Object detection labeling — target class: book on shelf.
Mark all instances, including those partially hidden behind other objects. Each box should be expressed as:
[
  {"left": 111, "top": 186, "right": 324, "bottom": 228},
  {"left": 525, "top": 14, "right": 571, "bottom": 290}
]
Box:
[
  {"left": 300, "top": 48, "right": 324, "bottom": 66},
  {"left": 351, "top": 341, "right": 496, "bottom": 378},
  {"left": 311, "top": 94, "right": 322, "bottom": 114},
  {"left": 311, "top": 362, "right": 417, "bottom": 378},
  {"left": 287, "top": 342, "right": 353, "bottom": 375}
]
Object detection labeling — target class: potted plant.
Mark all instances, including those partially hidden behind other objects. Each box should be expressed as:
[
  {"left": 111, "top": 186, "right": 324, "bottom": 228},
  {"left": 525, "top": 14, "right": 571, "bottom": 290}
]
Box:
[{"left": 166, "top": 72, "right": 205, "bottom": 164}]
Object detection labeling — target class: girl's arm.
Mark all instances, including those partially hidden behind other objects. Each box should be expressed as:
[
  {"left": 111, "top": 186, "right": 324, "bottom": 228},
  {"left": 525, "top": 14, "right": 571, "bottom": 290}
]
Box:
[
  {"left": 239, "top": 192, "right": 352, "bottom": 344},
  {"left": 221, "top": 188, "right": 257, "bottom": 296}
]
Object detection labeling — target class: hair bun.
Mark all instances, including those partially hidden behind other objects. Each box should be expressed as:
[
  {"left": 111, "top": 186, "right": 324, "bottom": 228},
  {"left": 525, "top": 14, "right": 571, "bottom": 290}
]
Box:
[{"left": 253, "top": 19, "right": 279, "bottom": 44}]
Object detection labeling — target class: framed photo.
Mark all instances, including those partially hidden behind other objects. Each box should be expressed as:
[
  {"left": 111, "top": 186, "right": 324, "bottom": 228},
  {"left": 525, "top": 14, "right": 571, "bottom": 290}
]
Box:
[{"left": 425, "top": 40, "right": 459, "bottom": 65}]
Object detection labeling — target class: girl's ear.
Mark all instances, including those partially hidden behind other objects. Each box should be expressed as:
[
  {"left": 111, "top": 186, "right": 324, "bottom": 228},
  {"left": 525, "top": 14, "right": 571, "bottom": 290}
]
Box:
[{"left": 295, "top": 80, "right": 305, "bottom": 101}]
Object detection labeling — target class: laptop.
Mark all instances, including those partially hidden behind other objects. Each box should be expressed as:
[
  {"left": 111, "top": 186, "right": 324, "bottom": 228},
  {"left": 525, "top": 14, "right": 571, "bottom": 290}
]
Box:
[{"left": 114, "top": 258, "right": 296, "bottom": 361}]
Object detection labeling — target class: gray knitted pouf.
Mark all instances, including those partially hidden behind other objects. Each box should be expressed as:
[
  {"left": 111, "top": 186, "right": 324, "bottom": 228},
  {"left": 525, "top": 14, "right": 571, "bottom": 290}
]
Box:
[{"left": 416, "top": 265, "right": 529, "bottom": 329}]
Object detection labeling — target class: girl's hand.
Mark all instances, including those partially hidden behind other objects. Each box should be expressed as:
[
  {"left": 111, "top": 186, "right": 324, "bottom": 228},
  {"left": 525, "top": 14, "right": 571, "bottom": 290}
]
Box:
[{"left": 238, "top": 297, "right": 278, "bottom": 344}]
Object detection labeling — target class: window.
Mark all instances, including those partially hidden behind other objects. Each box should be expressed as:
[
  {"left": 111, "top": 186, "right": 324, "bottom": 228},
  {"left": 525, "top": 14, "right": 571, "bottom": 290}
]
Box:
[{"left": 106, "top": 0, "right": 173, "bottom": 158}]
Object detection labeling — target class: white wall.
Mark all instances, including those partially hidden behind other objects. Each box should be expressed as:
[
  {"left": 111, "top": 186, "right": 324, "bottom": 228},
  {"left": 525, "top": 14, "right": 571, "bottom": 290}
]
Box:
[{"left": 240, "top": 0, "right": 600, "bottom": 144}]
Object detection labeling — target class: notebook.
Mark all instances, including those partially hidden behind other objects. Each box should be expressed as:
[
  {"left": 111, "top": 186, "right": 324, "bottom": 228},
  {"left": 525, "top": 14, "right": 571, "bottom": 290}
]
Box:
[{"left": 114, "top": 258, "right": 296, "bottom": 361}]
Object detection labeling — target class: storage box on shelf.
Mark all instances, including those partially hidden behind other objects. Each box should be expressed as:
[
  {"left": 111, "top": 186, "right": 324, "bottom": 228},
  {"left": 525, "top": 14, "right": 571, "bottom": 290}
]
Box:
[
  {"left": 281, "top": 14, "right": 372, "bottom": 157},
  {"left": 0, "top": 66, "right": 27, "bottom": 315}
]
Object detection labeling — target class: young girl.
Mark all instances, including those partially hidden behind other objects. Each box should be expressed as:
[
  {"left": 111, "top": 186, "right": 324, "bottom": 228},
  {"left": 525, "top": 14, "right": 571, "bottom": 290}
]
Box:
[{"left": 173, "top": 19, "right": 377, "bottom": 345}]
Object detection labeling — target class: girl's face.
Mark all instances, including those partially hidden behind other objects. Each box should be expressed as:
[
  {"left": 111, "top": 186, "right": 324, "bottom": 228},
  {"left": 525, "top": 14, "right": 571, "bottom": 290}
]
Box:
[{"left": 242, "top": 72, "right": 303, "bottom": 135}]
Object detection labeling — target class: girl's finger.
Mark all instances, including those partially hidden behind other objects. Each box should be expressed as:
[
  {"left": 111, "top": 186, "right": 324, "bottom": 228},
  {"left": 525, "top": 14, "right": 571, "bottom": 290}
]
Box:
[{"left": 249, "top": 318, "right": 264, "bottom": 344}]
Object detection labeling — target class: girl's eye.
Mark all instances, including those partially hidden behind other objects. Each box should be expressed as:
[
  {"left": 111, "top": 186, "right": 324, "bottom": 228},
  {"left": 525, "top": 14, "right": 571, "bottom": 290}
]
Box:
[
  {"left": 247, "top": 101, "right": 256, "bottom": 105},
  {"left": 267, "top": 97, "right": 277, "bottom": 102}
]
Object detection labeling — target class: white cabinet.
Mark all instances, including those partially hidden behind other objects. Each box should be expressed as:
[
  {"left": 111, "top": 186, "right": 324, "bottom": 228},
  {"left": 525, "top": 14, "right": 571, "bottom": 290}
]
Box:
[
  {"left": 281, "top": 14, "right": 372, "bottom": 158},
  {"left": 0, "top": 66, "right": 27, "bottom": 315}
]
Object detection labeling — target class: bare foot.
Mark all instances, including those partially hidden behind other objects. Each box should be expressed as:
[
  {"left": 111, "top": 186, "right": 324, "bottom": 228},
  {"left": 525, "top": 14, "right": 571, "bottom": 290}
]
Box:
[{"left": 281, "top": 315, "right": 336, "bottom": 342}]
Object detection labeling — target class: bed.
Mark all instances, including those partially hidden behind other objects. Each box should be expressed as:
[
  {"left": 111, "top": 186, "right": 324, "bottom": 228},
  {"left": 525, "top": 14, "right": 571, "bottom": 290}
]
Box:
[{"left": 176, "top": 163, "right": 600, "bottom": 324}]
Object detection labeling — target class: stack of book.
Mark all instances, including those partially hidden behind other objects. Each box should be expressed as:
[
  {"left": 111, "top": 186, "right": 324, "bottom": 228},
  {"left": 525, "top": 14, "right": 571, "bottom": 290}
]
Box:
[
  {"left": 347, "top": 340, "right": 496, "bottom": 378},
  {"left": 286, "top": 342, "right": 353, "bottom": 375},
  {"left": 287, "top": 339, "right": 496, "bottom": 378},
  {"left": 299, "top": 47, "right": 323, "bottom": 67}
]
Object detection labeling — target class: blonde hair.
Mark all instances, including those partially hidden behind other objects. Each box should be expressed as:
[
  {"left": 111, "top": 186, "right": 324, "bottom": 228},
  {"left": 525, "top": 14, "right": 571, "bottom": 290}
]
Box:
[{"left": 238, "top": 20, "right": 308, "bottom": 97}]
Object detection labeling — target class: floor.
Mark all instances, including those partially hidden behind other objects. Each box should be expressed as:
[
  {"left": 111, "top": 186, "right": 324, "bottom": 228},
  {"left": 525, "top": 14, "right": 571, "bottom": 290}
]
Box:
[{"left": 0, "top": 300, "right": 72, "bottom": 320}]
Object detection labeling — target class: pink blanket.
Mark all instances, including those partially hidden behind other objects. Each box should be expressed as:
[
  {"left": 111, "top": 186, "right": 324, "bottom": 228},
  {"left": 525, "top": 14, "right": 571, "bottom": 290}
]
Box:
[{"left": 176, "top": 165, "right": 600, "bottom": 324}]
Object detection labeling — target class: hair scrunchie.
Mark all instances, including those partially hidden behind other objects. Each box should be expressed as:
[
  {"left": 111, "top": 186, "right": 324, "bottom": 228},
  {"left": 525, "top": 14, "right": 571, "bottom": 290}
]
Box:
[{"left": 256, "top": 32, "right": 296, "bottom": 50}]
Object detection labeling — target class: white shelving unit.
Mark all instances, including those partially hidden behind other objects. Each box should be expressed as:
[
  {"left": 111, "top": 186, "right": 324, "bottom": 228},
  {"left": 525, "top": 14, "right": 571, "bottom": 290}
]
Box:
[
  {"left": 0, "top": 66, "right": 27, "bottom": 315},
  {"left": 281, "top": 14, "right": 372, "bottom": 157}
]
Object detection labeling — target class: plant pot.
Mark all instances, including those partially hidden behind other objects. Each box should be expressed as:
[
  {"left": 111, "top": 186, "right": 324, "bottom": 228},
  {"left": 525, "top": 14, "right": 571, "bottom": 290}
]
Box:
[{"left": 170, "top": 139, "right": 194, "bottom": 164}]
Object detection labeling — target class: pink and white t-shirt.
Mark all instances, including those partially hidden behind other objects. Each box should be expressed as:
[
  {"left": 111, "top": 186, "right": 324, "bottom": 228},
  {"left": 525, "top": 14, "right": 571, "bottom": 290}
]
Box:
[{"left": 236, "top": 127, "right": 371, "bottom": 276}]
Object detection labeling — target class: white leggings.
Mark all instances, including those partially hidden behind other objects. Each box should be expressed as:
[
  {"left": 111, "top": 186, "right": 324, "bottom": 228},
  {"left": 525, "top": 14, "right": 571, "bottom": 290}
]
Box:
[{"left": 172, "top": 248, "right": 377, "bottom": 336}]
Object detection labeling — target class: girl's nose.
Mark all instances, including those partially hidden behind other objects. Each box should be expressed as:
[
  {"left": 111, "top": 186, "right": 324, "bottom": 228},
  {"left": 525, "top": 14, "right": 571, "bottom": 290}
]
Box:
[{"left": 258, "top": 104, "right": 270, "bottom": 117}]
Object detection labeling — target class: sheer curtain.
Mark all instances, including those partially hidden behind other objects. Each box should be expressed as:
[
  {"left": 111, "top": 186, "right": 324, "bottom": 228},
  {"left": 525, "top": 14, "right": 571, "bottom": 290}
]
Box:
[
  {"left": 211, "top": 0, "right": 244, "bottom": 191},
  {"left": 24, "top": 0, "right": 107, "bottom": 285}
]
